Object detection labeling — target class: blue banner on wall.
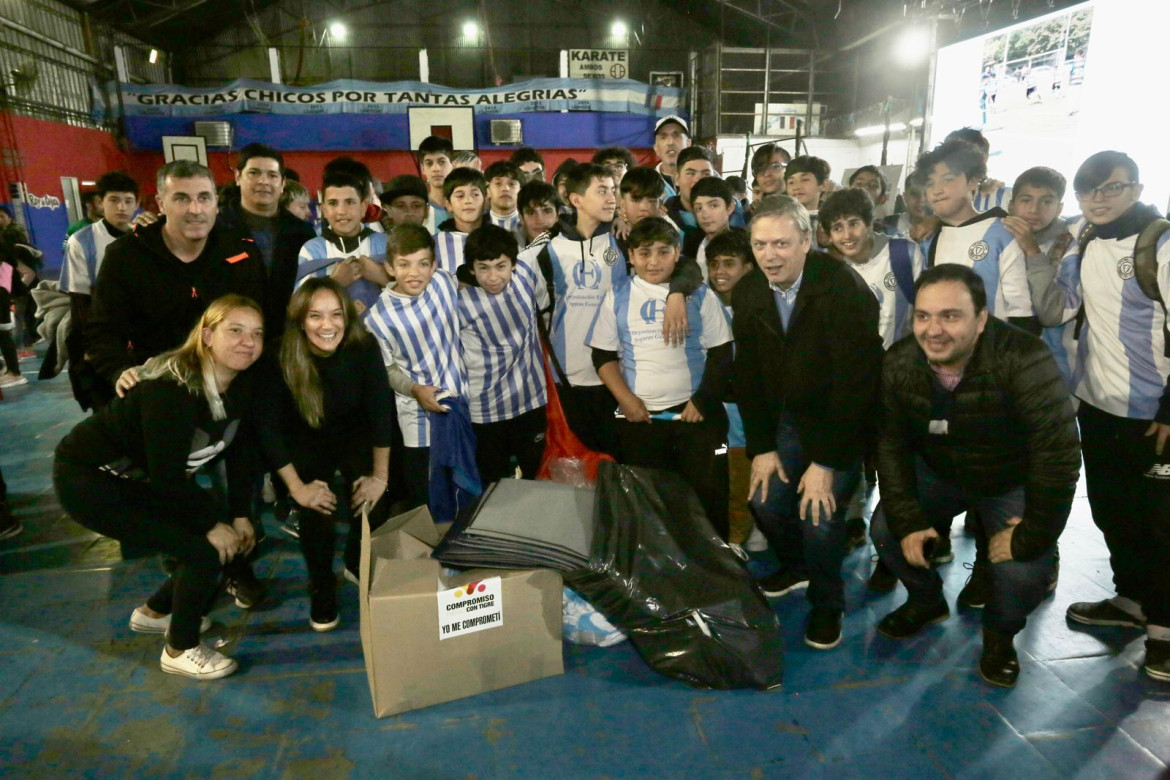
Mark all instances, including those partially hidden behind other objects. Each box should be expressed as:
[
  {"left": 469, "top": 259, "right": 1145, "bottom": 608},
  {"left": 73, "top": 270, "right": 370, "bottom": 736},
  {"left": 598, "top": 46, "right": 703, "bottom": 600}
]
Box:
[{"left": 116, "top": 78, "right": 685, "bottom": 118}]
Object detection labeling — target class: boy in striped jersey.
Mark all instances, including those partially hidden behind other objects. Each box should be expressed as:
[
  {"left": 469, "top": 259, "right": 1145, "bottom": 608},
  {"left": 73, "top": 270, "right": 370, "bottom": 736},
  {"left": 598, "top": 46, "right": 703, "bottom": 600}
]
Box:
[
  {"left": 1025, "top": 151, "right": 1170, "bottom": 683},
  {"left": 484, "top": 161, "right": 526, "bottom": 247},
  {"left": 433, "top": 167, "right": 486, "bottom": 275},
  {"left": 418, "top": 136, "right": 454, "bottom": 234},
  {"left": 917, "top": 139, "right": 1038, "bottom": 334},
  {"left": 457, "top": 225, "right": 550, "bottom": 483},
  {"left": 363, "top": 223, "right": 468, "bottom": 510},
  {"left": 297, "top": 170, "right": 389, "bottom": 311},
  {"left": 60, "top": 171, "right": 140, "bottom": 409},
  {"left": 586, "top": 217, "right": 734, "bottom": 538}
]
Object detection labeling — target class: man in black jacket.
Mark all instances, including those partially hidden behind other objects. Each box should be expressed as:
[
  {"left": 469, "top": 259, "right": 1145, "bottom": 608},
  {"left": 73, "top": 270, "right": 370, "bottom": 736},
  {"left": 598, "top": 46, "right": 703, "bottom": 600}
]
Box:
[
  {"left": 732, "top": 196, "right": 883, "bottom": 651},
  {"left": 872, "top": 264, "right": 1079, "bottom": 687},
  {"left": 87, "top": 159, "right": 269, "bottom": 607},
  {"left": 217, "top": 143, "right": 316, "bottom": 341}
]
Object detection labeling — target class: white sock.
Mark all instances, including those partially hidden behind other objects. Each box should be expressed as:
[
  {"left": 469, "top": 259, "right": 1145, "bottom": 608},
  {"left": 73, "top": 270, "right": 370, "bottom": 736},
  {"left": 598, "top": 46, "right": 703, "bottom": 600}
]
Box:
[
  {"left": 1109, "top": 596, "right": 1146, "bottom": 620},
  {"left": 1147, "top": 625, "right": 1170, "bottom": 642}
]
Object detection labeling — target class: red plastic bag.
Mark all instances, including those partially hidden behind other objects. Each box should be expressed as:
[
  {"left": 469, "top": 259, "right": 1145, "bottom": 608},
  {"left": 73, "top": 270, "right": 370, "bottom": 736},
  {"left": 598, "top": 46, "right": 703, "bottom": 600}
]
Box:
[{"left": 536, "top": 344, "right": 613, "bottom": 484}]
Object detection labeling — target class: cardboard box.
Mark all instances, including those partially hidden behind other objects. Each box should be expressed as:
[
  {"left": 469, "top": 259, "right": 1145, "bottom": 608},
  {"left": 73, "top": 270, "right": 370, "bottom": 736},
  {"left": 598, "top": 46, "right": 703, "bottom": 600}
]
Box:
[{"left": 359, "top": 505, "right": 565, "bottom": 718}]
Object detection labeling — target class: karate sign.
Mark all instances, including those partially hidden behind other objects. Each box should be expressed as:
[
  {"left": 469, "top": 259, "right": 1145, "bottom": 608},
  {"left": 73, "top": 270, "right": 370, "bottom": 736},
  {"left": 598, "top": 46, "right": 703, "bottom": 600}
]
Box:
[{"left": 568, "top": 49, "right": 629, "bottom": 80}]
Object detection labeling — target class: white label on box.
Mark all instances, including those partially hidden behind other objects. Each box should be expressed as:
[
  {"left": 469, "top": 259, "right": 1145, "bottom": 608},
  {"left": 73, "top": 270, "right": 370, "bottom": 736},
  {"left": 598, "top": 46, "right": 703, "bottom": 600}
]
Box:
[{"left": 437, "top": 576, "right": 504, "bottom": 640}]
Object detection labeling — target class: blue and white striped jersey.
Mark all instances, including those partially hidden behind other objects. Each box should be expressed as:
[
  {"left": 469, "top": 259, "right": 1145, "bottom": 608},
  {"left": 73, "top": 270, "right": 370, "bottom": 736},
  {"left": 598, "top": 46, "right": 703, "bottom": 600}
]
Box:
[
  {"left": 534, "top": 226, "right": 628, "bottom": 387},
  {"left": 433, "top": 227, "right": 468, "bottom": 276},
  {"left": 487, "top": 210, "right": 526, "bottom": 248},
  {"left": 922, "top": 211, "right": 1033, "bottom": 320},
  {"left": 974, "top": 185, "right": 1012, "bottom": 213},
  {"left": 1051, "top": 217, "right": 1170, "bottom": 420},
  {"left": 296, "top": 230, "right": 387, "bottom": 309},
  {"left": 586, "top": 278, "right": 732, "bottom": 411},
  {"left": 60, "top": 220, "right": 123, "bottom": 295},
  {"left": 363, "top": 270, "right": 467, "bottom": 447},
  {"left": 458, "top": 256, "right": 549, "bottom": 424},
  {"left": 847, "top": 233, "right": 923, "bottom": 350}
]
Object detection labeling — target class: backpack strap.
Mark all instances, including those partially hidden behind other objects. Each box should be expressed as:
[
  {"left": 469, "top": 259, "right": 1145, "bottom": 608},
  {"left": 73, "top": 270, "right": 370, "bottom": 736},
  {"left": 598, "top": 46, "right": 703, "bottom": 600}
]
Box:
[
  {"left": 887, "top": 238, "right": 916, "bottom": 304},
  {"left": 1133, "top": 218, "right": 1170, "bottom": 357}
]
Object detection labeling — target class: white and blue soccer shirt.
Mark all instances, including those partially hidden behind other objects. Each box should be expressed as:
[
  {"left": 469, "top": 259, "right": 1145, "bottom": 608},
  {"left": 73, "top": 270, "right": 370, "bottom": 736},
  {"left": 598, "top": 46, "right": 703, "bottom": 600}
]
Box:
[
  {"left": 922, "top": 211, "right": 1033, "bottom": 321},
  {"left": 363, "top": 270, "right": 467, "bottom": 447},
  {"left": 586, "top": 277, "right": 732, "bottom": 411},
  {"left": 458, "top": 256, "right": 550, "bottom": 424},
  {"left": 1052, "top": 218, "right": 1170, "bottom": 420},
  {"left": 434, "top": 227, "right": 469, "bottom": 276},
  {"left": 60, "top": 220, "right": 123, "bottom": 295},
  {"left": 848, "top": 233, "right": 923, "bottom": 350},
  {"left": 487, "top": 210, "right": 526, "bottom": 248},
  {"left": 974, "top": 185, "right": 1012, "bottom": 213},
  {"left": 538, "top": 228, "right": 628, "bottom": 387},
  {"left": 296, "top": 230, "right": 387, "bottom": 310}
]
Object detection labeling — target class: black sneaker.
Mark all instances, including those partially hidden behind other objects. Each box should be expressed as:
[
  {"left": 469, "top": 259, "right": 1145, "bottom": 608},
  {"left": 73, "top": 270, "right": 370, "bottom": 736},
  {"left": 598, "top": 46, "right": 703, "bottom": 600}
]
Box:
[
  {"left": 225, "top": 567, "right": 268, "bottom": 610},
  {"left": 0, "top": 503, "right": 22, "bottom": 541},
  {"left": 979, "top": 628, "right": 1020, "bottom": 688},
  {"left": 877, "top": 600, "right": 949, "bottom": 639},
  {"left": 867, "top": 557, "right": 898, "bottom": 594},
  {"left": 957, "top": 562, "right": 992, "bottom": 609},
  {"left": 309, "top": 584, "right": 339, "bottom": 632},
  {"left": 1144, "top": 639, "right": 1170, "bottom": 683},
  {"left": 928, "top": 536, "right": 954, "bottom": 565},
  {"left": 1066, "top": 599, "right": 1146, "bottom": 629},
  {"left": 804, "top": 607, "right": 843, "bottom": 650},
  {"left": 846, "top": 516, "right": 867, "bottom": 550},
  {"left": 758, "top": 569, "right": 810, "bottom": 598}
]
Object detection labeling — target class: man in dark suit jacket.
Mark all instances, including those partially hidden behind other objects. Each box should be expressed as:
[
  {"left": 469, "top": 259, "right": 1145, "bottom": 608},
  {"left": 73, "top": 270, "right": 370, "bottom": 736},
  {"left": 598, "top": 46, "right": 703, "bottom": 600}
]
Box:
[{"left": 732, "top": 196, "right": 883, "bottom": 652}]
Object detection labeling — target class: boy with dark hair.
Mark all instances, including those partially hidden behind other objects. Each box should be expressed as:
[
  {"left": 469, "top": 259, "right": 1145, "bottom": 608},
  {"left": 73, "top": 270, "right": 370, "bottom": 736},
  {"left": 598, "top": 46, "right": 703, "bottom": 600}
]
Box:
[
  {"left": 704, "top": 228, "right": 765, "bottom": 554},
  {"left": 322, "top": 156, "right": 382, "bottom": 231},
  {"left": 944, "top": 127, "right": 1009, "bottom": 212},
  {"left": 592, "top": 147, "right": 636, "bottom": 184},
  {"left": 751, "top": 142, "right": 791, "bottom": 199},
  {"left": 1024, "top": 150, "right": 1170, "bottom": 682},
  {"left": 418, "top": 136, "right": 455, "bottom": 233},
  {"left": 364, "top": 223, "right": 469, "bottom": 512},
  {"left": 666, "top": 146, "right": 747, "bottom": 239},
  {"left": 587, "top": 216, "right": 733, "bottom": 537},
  {"left": 785, "top": 155, "right": 831, "bottom": 217},
  {"left": 619, "top": 166, "right": 666, "bottom": 228},
  {"left": 527, "top": 163, "right": 699, "bottom": 456},
  {"left": 434, "top": 167, "right": 487, "bottom": 274},
  {"left": 517, "top": 181, "right": 561, "bottom": 249},
  {"left": 882, "top": 171, "right": 927, "bottom": 238},
  {"left": 378, "top": 175, "right": 429, "bottom": 229},
  {"left": 483, "top": 160, "right": 525, "bottom": 245},
  {"left": 687, "top": 176, "right": 739, "bottom": 279},
  {"left": 552, "top": 159, "right": 580, "bottom": 216},
  {"left": 849, "top": 165, "right": 889, "bottom": 211},
  {"left": 725, "top": 175, "right": 749, "bottom": 210},
  {"left": 820, "top": 186, "right": 924, "bottom": 572},
  {"left": 61, "top": 170, "right": 141, "bottom": 408},
  {"left": 916, "top": 139, "right": 1035, "bottom": 331},
  {"left": 457, "top": 224, "right": 550, "bottom": 483},
  {"left": 510, "top": 146, "right": 545, "bottom": 184},
  {"left": 297, "top": 169, "right": 389, "bottom": 310}
]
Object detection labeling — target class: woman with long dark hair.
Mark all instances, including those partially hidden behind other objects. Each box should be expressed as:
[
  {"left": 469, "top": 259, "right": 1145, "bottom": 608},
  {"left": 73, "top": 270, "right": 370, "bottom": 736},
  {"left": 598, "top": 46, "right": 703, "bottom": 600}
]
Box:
[
  {"left": 53, "top": 294, "right": 265, "bottom": 680},
  {"left": 260, "top": 277, "right": 395, "bottom": 631}
]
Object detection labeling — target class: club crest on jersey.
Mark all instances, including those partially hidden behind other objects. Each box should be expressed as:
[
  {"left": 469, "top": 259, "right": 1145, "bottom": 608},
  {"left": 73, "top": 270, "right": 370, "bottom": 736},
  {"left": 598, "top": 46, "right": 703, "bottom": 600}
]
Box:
[
  {"left": 602, "top": 247, "right": 619, "bottom": 266},
  {"left": 572, "top": 260, "right": 602, "bottom": 289},
  {"left": 883, "top": 272, "right": 898, "bottom": 291},
  {"left": 968, "top": 240, "right": 989, "bottom": 262},
  {"left": 1117, "top": 256, "right": 1135, "bottom": 280}
]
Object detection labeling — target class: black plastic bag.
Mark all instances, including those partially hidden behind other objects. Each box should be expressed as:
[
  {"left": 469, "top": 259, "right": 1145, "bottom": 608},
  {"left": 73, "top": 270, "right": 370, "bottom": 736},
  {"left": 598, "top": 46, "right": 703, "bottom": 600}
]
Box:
[{"left": 565, "top": 462, "right": 784, "bottom": 690}]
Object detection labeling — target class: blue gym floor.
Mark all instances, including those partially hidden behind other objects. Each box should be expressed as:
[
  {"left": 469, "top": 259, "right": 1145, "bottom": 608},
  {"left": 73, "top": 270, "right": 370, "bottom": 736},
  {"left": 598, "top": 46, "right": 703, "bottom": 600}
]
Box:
[{"left": 1, "top": 353, "right": 1168, "bottom": 779}]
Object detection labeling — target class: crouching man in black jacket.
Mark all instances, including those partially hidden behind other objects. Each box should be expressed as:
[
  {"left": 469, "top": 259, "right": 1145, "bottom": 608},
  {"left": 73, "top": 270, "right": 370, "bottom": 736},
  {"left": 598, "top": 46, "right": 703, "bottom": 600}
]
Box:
[{"left": 872, "top": 264, "right": 1080, "bottom": 687}]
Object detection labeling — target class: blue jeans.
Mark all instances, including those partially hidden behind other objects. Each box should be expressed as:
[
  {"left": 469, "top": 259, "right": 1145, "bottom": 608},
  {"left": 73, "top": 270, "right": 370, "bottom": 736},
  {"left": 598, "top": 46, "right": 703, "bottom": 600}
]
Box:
[
  {"left": 871, "top": 458, "right": 1055, "bottom": 634},
  {"left": 749, "top": 417, "right": 860, "bottom": 612}
]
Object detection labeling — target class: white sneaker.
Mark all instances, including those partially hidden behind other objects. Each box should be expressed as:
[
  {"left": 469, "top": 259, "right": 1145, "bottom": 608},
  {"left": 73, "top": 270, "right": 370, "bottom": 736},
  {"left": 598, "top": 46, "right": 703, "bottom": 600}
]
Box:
[
  {"left": 744, "top": 526, "right": 769, "bottom": 552},
  {"left": 130, "top": 607, "right": 212, "bottom": 634},
  {"left": 160, "top": 643, "right": 238, "bottom": 680},
  {"left": 0, "top": 374, "right": 28, "bottom": 387}
]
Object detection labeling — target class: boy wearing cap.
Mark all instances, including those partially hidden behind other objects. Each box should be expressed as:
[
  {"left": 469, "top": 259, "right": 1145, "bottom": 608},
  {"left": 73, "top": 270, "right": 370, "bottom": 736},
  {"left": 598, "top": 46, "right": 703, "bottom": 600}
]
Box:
[
  {"left": 379, "top": 175, "right": 429, "bottom": 230},
  {"left": 653, "top": 116, "right": 689, "bottom": 198}
]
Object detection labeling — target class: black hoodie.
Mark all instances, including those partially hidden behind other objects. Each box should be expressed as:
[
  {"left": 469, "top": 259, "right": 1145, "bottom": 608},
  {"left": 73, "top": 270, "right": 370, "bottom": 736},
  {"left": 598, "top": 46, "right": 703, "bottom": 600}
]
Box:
[{"left": 87, "top": 219, "right": 266, "bottom": 384}]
